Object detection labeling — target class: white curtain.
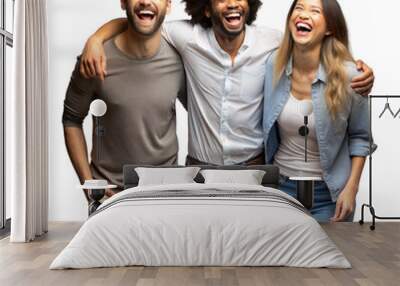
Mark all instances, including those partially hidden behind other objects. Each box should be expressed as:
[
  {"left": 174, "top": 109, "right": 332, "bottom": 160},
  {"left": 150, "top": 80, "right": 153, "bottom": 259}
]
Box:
[{"left": 8, "top": 0, "right": 48, "bottom": 242}]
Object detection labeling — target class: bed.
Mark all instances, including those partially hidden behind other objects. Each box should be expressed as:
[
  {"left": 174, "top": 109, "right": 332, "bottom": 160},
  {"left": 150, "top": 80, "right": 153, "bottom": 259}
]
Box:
[{"left": 50, "top": 165, "right": 350, "bottom": 269}]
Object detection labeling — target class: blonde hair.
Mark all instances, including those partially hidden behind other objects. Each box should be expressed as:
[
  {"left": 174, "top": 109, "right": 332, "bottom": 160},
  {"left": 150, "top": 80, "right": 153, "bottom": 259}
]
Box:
[{"left": 274, "top": 0, "right": 354, "bottom": 118}]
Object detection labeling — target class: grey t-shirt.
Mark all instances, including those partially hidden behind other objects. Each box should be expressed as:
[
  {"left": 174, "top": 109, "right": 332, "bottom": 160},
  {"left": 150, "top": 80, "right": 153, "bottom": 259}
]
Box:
[{"left": 62, "top": 37, "right": 186, "bottom": 190}]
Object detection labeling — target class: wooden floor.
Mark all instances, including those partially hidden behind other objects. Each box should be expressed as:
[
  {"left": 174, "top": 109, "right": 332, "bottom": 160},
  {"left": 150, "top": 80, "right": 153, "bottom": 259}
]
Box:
[{"left": 0, "top": 222, "right": 399, "bottom": 286}]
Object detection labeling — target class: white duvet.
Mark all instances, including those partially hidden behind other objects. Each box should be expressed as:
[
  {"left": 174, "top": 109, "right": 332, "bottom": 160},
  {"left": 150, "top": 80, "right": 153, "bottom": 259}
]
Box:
[{"left": 50, "top": 183, "right": 351, "bottom": 269}]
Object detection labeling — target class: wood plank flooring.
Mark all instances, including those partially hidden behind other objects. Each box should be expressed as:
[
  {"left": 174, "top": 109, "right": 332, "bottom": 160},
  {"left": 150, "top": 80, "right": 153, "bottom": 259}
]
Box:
[{"left": 0, "top": 222, "right": 399, "bottom": 286}]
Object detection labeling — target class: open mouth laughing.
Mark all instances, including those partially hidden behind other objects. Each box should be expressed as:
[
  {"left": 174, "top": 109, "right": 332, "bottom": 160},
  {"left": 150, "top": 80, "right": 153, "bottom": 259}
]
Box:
[
  {"left": 134, "top": 7, "right": 157, "bottom": 25},
  {"left": 295, "top": 21, "right": 313, "bottom": 35},
  {"left": 223, "top": 11, "right": 243, "bottom": 29}
]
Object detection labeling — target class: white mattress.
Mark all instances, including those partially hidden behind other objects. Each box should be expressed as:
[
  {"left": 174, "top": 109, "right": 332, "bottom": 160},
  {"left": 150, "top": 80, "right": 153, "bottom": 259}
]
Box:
[{"left": 50, "top": 183, "right": 351, "bottom": 269}]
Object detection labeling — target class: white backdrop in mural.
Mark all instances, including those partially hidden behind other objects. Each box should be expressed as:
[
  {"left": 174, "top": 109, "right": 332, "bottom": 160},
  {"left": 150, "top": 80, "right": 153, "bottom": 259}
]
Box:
[{"left": 48, "top": 0, "right": 400, "bottom": 221}]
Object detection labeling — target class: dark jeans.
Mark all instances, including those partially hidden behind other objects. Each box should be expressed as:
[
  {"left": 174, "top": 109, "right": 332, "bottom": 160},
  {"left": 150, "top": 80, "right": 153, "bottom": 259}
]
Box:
[
  {"left": 279, "top": 175, "right": 355, "bottom": 222},
  {"left": 186, "top": 152, "right": 265, "bottom": 166}
]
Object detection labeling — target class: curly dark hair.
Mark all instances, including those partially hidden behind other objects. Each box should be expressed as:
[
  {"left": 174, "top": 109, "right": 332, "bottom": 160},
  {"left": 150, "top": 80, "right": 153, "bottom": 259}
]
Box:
[{"left": 182, "top": 0, "right": 263, "bottom": 29}]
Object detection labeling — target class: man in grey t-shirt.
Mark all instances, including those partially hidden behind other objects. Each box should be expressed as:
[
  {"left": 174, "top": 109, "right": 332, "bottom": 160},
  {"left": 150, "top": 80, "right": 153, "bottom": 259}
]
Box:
[{"left": 62, "top": 0, "right": 186, "bottom": 201}]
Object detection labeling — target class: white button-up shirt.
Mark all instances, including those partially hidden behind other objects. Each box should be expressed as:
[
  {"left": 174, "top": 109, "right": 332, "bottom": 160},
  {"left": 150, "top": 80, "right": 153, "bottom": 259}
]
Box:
[{"left": 163, "top": 20, "right": 282, "bottom": 165}]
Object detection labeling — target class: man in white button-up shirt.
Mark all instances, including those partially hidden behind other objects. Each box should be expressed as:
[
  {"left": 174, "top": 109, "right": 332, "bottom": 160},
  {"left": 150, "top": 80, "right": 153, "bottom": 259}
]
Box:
[
  {"left": 80, "top": 0, "right": 375, "bottom": 166},
  {"left": 162, "top": 20, "right": 282, "bottom": 165}
]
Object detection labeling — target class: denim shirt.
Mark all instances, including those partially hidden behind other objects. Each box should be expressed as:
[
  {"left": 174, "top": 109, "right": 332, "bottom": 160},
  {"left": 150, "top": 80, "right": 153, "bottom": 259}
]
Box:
[{"left": 263, "top": 52, "right": 376, "bottom": 201}]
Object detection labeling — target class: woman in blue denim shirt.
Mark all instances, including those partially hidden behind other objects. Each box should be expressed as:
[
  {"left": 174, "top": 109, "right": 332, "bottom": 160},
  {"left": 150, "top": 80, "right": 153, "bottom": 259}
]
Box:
[{"left": 263, "top": 0, "right": 375, "bottom": 222}]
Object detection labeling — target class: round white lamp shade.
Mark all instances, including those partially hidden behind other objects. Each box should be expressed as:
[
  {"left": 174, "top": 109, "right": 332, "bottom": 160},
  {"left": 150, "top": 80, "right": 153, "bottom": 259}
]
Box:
[
  {"left": 299, "top": 100, "right": 313, "bottom": 116},
  {"left": 89, "top": 99, "right": 107, "bottom": 117}
]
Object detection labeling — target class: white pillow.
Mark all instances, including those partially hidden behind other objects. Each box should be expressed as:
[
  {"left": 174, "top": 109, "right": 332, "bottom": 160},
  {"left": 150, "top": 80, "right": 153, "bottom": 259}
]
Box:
[
  {"left": 200, "top": 169, "right": 266, "bottom": 185},
  {"left": 135, "top": 167, "right": 201, "bottom": 186}
]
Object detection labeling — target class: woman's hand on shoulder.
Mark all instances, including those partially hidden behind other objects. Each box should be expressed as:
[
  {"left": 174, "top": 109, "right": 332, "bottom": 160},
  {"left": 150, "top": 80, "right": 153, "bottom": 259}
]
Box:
[
  {"left": 79, "top": 35, "right": 107, "bottom": 81},
  {"left": 350, "top": 60, "right": 374, "bottom": 97}
]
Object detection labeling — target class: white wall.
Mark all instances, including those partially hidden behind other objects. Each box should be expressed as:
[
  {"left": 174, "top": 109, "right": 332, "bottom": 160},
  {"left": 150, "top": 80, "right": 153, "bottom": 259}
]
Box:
[{"left": 48, "top": 0, "right": 400, "bottom": 221}]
